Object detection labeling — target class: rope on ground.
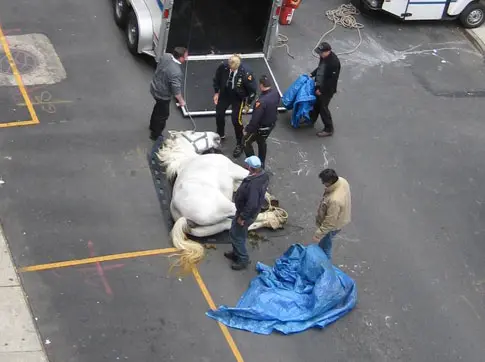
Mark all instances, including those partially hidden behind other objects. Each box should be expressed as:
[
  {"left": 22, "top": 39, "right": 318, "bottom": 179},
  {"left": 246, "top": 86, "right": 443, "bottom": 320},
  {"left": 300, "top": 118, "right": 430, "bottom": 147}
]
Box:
[
  {"left": 275, "top": 33, "right": 296, "bottom": 59},
  {"left": 312, "top": 3, "right": 364, "bottom": 57}
]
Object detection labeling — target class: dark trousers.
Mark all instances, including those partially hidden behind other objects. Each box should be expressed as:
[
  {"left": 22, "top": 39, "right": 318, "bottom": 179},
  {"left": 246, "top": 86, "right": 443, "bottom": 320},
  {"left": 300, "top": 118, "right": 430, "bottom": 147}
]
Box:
[
  {"left": 216, "top": 94, "right": 244, "bottom": 145},
  {"left": 229, "top": 217, "right": 254, "bottom": 264},
  {"left": 243, "top": 127, "right": 272, "bottom": 168},
  {"left": 310, "top": 93, "right": 334, "bottom": 133},
  {"left": 149, "top": 99, "right": 170, "bottom": 138}
]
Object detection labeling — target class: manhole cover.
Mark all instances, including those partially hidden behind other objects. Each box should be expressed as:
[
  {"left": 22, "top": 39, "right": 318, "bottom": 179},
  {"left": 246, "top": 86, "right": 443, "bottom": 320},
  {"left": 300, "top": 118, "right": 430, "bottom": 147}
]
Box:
[{"left": 0, "top": 49, "right": 39, "bottom": 75}]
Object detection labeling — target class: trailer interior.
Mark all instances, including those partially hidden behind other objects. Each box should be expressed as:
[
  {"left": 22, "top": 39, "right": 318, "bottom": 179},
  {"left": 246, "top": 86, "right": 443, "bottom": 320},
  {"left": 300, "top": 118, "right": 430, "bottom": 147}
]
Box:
[
  {"left": 165, "top": 0, "right": 284, "bottom": 117},
  {"left": 167, "top": 0, "right": 274, "bottom": 55}
]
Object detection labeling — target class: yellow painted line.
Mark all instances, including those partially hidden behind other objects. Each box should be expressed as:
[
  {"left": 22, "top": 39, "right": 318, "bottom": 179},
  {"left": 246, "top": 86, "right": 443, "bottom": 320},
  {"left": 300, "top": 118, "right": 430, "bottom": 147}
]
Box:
[
  {"left": 0, "top": 119, "right": 37, "bottom": 128},
  {"left": 19, "top": 247, "right": 178, "bottom": 272},
  {"left": 192, "top": 267, "right": 244, "bottom": 362},
  {"left": 0, "top": 24, "right": 40, "bottom": 126}
]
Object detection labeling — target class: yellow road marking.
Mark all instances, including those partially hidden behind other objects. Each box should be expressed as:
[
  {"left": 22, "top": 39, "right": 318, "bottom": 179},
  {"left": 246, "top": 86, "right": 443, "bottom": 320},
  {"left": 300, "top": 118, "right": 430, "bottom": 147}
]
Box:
[
  {"left": 192, "top": 267, "right": 244, "bottom": 362},
  {"left": 0, "top": 119, "right": 37, "bottom": 128},
  {"left": 0, "top": 24, "right": 40, "bottom": 127},
  {"left": 19, "top": 248, "right": 178, "bottom": 272}
]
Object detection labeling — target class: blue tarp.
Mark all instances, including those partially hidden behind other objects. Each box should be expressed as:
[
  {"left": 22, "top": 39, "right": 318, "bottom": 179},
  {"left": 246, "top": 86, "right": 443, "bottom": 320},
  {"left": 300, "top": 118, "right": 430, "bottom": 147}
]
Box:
[
  {"left": 281, "top": 75, "right": 317, "bottom": 128},
  {"left": 207, "top": 244, "right": 357, "bottom": 335}
]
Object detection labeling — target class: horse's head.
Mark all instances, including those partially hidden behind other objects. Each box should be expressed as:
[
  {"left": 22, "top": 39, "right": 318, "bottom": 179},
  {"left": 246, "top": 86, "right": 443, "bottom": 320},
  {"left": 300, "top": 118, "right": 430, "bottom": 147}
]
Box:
[{"left": 167, "top": 130, "right": 222, "bottom": 154}]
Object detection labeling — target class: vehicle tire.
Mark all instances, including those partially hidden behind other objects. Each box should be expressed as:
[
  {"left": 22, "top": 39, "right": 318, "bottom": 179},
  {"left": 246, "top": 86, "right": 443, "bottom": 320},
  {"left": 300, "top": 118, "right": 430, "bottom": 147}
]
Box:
[
  {"left": 459, "top": 2, "right": 485, "bottom": 28},
  {"left": 113, "top": 0, "right": 129, "bottom": 28},
  {"left": 126, "top": 10, "right": 139, "bottom": 56}
]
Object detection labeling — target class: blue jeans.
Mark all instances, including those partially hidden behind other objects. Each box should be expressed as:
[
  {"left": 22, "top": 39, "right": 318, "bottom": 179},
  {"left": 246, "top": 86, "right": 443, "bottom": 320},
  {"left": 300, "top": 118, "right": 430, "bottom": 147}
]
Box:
[
  {"left": 229, "top": 217, "right": 254, "bottom": 264},
  {"left": 318, "top": 230, "right": 340, "bottom": 259}
]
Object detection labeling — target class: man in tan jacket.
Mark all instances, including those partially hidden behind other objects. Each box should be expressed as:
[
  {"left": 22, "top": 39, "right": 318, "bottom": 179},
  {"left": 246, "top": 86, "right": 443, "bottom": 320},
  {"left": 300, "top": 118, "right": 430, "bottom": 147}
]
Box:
[{"left": 312, "top": 169, "right": 351, "bottom": 259}]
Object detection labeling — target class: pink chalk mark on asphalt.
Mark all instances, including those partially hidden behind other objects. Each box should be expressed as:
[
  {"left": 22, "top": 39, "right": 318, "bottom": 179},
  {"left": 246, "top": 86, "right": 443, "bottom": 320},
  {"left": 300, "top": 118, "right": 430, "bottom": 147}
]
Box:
[{"left": 87, "top": 240, "right": 114, "bottom": 296}]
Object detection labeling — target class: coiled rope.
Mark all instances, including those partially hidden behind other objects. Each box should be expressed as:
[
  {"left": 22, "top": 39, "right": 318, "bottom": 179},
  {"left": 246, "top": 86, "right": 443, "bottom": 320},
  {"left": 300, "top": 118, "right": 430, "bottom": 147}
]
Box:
[{"left": 312, "top": 3, "right": 364, "bottom": 57}]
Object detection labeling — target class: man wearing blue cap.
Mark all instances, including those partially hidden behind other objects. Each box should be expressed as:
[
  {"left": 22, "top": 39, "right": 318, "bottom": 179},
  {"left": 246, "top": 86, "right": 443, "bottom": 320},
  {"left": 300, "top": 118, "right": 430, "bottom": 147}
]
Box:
[{"left": 225, "top": 155, "right": 269, "bottom": 270}]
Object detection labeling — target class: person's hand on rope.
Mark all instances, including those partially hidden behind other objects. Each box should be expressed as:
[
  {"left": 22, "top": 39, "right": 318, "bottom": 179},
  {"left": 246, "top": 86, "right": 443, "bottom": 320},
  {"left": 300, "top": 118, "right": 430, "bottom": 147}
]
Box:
[{"left": 213, "top": 93, "right": 219, "bottom": 105}]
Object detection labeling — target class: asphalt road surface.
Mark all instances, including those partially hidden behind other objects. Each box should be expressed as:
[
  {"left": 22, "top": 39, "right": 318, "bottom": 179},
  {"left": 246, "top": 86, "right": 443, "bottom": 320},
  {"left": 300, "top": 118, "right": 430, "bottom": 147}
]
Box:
[{"left": 1, "top": 0, "right": 485, "bottom": 361}]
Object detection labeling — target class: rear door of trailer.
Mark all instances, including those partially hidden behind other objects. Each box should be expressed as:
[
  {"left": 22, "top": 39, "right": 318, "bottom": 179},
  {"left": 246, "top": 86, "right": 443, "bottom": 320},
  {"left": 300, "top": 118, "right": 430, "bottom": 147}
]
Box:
[{"left": 157, "top": 0, "right": 285, "bottom": 118}]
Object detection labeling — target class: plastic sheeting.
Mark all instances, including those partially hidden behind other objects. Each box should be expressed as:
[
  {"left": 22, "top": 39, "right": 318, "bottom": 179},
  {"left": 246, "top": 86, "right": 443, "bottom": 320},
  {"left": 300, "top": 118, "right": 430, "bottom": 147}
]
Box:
[
  {"left": 281, "top": 75, "right": 316, "bottom": 128},
  {"left": 207, "top": 244, "right": 357, "bottom": 335}
]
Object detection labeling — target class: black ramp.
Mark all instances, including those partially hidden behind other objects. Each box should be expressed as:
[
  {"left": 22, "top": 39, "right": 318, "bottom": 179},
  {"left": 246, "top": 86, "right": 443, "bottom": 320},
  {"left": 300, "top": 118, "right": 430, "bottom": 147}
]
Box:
[{"left": 183, "top": 57, "right": 283, "bottom": 116}]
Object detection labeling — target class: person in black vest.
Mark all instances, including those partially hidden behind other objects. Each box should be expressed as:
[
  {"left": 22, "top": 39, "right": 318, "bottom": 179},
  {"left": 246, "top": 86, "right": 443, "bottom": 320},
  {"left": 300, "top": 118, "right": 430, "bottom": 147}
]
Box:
[
  {"left": 213, "top": 54, "right": 257, "bottom": 158},
  {"left": 310, "top": 42, "right": 341, "bottom": 137},
  {"left": 242, "top": 75, "right": 280, "bottom": 169}
]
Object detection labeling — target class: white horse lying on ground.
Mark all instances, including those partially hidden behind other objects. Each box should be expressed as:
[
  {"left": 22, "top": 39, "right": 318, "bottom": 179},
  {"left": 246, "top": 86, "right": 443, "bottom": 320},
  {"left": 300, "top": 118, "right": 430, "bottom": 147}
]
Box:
[{"left": 156, "top": 130, "right": 288, "bottom": 272}]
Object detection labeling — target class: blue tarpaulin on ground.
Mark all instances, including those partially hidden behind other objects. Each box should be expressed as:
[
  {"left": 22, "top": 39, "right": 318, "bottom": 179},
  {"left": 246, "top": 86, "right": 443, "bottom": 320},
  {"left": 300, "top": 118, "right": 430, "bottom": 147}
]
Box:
[
  {"left": 281, "top": 75, "right": 317, "bottom": 128},
  {"left": 206, "top": 244, "right": 357, "bottom": 335}
]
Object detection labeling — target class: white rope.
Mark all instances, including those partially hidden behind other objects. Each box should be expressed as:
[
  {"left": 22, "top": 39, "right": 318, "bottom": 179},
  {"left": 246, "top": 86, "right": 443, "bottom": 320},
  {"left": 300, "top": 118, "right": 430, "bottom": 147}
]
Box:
[
  {"left": 312, "top": 3, "right": 364, "bottom": 57},
  {"left": 275, "top": 33, "right": 296, "bottom": 59}
]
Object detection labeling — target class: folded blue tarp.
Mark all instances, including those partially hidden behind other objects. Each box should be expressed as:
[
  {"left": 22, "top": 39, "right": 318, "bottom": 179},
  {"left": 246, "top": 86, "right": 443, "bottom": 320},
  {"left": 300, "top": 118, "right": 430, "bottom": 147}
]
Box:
[
  {"left": 207, "top": 244, "right": 357, "bottom": 335},
  {"left": 281, "top": 75, "right": 317, "bottom": 128}
]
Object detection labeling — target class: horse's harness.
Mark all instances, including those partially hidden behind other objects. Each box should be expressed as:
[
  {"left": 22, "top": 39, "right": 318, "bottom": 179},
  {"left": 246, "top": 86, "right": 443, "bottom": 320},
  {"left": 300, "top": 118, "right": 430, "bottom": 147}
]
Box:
[{"left": 181, "top": 132, "right": 213, "bottom": 153}]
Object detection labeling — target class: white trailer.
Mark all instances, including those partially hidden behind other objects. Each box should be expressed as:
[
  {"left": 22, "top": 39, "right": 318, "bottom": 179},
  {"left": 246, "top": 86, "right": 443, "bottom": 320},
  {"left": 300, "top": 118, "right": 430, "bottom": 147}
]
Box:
[
  {"left": 112, "top": 0, "right": 285, "bottom": 117},
  {"left": 361, "top": 0, "right": 485, "bottom": 28}
]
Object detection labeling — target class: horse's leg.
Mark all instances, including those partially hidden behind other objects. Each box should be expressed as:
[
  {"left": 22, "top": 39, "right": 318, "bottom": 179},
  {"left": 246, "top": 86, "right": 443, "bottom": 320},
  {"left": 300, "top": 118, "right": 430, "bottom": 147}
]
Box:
[{"left": 189, "top": 218, "right": 233, "bottom": 237}]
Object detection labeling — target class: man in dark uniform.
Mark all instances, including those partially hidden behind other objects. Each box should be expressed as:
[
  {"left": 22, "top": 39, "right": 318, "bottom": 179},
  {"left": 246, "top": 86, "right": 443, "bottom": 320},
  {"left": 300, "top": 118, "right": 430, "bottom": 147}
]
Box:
[
  {"left": 242, "top": 75, "right": 280, "bottom": 169},
  {"left": 213, "top": 54, "right": 257, "bottom": 158},
  {"left": 310, "top": 42, "right": 341, "bottom": 137}
]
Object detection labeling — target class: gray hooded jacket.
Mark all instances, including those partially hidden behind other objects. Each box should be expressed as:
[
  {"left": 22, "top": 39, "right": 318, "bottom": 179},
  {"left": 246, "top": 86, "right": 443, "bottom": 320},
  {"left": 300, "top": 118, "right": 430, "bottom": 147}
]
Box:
[{"left": 150, "top": 53, "right": 183, "bottom": 101}]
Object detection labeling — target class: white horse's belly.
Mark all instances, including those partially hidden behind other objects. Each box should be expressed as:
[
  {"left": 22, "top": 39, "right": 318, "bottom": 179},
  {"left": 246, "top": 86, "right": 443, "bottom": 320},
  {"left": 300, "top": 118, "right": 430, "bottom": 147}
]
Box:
[{"left": 171, "top": 155, "right": 238, "bottom": 226}]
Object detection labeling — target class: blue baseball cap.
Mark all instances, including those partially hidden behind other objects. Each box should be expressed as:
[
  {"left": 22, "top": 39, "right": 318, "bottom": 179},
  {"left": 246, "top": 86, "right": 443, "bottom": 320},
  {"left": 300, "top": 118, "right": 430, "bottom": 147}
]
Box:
[{"left": 244, "top": 155, "right": 262, "bottom": 168}]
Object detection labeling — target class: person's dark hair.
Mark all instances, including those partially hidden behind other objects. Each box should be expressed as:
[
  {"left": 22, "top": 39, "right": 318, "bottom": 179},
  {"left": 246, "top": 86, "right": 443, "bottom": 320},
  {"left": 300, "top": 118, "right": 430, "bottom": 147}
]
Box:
[
  {"left": 173, "top": 47, "right": 187, "bottom": 59},
  {"left": 259, "top": 75, "right": 272, "bottom": 88},
  {"left": 319, "top": 168, "right": 338, "bottom": 185}
]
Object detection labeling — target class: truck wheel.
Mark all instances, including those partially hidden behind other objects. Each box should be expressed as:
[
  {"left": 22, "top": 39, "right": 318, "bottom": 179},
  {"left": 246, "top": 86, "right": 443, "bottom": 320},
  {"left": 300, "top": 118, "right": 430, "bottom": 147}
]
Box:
[
  {"left": 113, "top": 0, "right": 129, "bottom": 28},
  {"left": 126, "top": 10, "right": 139, "bottom": 55},
  {"left": 459, "top": 2, "right": 485, "bottom": 28}
]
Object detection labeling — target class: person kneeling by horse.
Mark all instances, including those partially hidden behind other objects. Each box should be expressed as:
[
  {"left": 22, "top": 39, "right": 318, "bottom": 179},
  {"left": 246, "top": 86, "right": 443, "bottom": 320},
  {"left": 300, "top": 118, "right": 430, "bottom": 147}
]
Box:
[
  {"left": 242, "top": 75, "right": 280, "bottom": 169},
  {"left": 225, "top": 156, "right": 269, "bottom": 270}
]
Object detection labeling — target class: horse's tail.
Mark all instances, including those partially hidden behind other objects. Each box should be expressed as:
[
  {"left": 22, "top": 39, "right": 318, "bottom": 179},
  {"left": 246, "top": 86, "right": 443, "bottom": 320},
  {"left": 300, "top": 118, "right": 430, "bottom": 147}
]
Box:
[{"left": 170, "top": 217, "right": 205, "bottom": 274}]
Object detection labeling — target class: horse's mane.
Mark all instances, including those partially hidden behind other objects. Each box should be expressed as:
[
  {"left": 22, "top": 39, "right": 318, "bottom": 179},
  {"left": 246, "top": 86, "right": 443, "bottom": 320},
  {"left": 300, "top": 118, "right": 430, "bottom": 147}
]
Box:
[{"left": 156, "top": 137, "right": 197, "bottom": 181}]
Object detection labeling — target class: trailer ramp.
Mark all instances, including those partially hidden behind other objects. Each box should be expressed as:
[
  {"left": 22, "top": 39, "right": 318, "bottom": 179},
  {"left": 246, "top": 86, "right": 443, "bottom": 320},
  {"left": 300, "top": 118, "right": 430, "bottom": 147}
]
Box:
[{"left": 180, "top": 54, "right": 286, "bottom": 117}]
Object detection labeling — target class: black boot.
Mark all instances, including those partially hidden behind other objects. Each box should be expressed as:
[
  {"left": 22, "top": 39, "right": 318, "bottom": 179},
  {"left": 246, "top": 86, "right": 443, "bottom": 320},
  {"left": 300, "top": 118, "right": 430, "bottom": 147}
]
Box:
[
  {"left": 224, "top": 251, "right": 238, "bottom": 262},
  {"left": 231, "top": 260, "right": 250, "bottom": 271},
  {"left": 233, "top": 144, "right": 243, "bottom": 158}
]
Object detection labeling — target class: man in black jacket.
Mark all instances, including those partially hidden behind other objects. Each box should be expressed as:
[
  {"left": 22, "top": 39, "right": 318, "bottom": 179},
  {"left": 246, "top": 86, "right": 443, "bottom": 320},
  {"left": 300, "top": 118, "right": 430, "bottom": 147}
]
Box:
[
  {"left": 242, "top": 75, "right": 280, "bottom": 169},
  {"left": 225, "top": 156, "right": 269, "bottom": 270},
  {"left": 310, "top": 42, "right": 341, "bottom": 137},
  {"left": 213, "top": 54, "right": 257, "bottom": 158}
]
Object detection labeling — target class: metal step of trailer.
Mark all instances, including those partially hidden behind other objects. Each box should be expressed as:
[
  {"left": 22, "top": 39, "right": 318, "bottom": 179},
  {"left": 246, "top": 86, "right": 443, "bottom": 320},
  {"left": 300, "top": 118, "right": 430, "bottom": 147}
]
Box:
[{"left": 180, "top": 55, "right": 286, "bottom": 117}]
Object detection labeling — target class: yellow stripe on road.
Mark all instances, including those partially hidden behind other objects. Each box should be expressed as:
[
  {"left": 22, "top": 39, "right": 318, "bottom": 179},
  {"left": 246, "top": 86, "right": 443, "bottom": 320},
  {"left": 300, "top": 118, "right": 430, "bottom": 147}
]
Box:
[
  {"left": 19, "top": 248, "right": 178, "bottom": 272},
  {"left": 192, "top": 267, "right": 245, "bottom": 362},
  {"left": 0, "top": 24, "right": 40, "bottom": 126}
]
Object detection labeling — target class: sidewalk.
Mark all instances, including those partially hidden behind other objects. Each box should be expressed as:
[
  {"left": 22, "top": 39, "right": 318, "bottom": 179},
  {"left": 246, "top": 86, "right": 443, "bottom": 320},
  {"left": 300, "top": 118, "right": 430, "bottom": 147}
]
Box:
[
  {"left": 464, "top": 25, "right": 485, "bottom": 55},
  {"left": 0, "top": 226, "right": 48, "bottom": 362}
]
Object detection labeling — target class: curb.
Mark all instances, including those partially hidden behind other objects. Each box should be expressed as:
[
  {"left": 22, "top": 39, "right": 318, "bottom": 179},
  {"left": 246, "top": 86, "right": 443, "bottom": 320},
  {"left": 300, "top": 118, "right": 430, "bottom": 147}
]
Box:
[{"left": 463, "top": 27, "right": 485, "bottom": 55}]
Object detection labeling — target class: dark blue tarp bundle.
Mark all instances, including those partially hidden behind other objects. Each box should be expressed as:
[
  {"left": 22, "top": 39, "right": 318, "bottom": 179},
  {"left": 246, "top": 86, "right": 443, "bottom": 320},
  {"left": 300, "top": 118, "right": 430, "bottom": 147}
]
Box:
[
  {"left": 206, "top": 244, "right": 357, "bottom": 335},
  {"left": 281, "top": 75, "right": 317, "bottom": 128}
]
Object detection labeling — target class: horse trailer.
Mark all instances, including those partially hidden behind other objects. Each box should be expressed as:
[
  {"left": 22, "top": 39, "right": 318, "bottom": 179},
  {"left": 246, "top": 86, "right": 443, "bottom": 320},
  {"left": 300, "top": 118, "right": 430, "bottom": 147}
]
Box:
[
  {"left": 361, "top": 0, "right": 485, "bottom": 28},
  {"left": 112, "top": 0, "right": 286, "bottom": 117}
]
